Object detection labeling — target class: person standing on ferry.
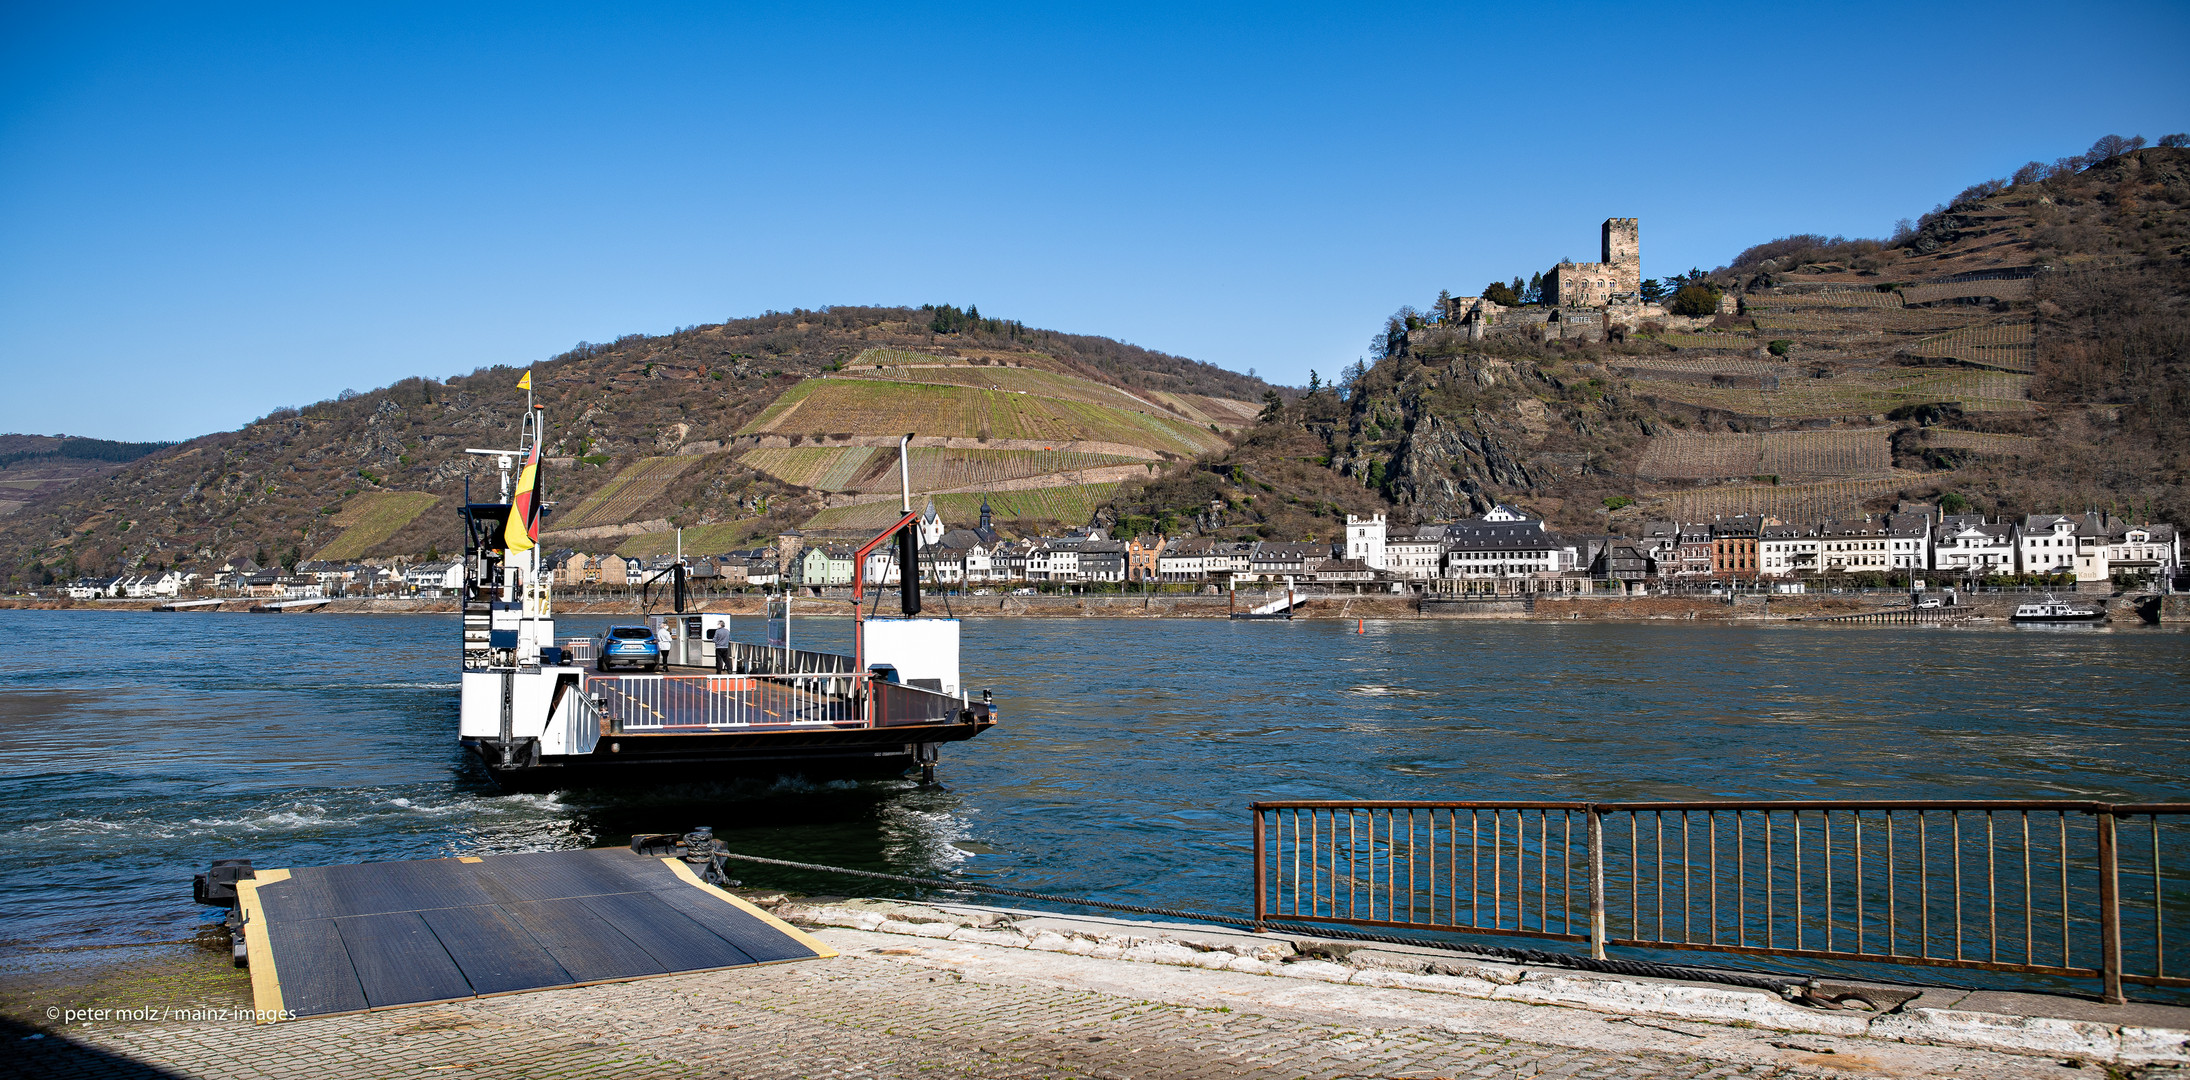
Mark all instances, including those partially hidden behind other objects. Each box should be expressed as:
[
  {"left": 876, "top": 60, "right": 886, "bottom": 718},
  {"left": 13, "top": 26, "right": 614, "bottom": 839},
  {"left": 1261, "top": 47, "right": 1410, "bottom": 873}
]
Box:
[{"left": 713, "top": 622, "right": 733, "bottom": 673}]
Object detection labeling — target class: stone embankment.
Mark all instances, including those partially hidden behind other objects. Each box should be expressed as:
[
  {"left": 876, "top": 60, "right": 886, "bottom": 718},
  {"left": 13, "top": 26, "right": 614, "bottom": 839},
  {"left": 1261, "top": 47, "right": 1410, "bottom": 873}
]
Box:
[
  {"left": 774, "top": 896, "right": 2190, "bottom": 1069},
  {"left": 11, "top": 895, "right": 2186, "bottom": 1079}
]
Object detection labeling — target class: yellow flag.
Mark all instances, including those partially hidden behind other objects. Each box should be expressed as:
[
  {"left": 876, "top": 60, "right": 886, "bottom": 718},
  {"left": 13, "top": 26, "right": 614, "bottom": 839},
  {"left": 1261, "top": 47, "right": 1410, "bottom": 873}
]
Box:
[{"left": 516, "top": 371, "right": 532, "bottom": 391}]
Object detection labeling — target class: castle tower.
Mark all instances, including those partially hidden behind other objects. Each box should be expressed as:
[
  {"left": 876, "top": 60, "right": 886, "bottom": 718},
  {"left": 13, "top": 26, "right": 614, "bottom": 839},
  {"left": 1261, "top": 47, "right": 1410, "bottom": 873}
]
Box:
[{"left": 1602, "top": 218, "right": 1640, "bottom": 294}]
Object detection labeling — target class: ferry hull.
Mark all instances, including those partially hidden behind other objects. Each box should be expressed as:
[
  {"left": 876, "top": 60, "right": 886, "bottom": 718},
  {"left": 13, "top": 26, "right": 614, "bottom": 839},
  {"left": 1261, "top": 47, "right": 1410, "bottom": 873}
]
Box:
[{"left": 463, "top": 718, "right": 993, "bottom": 792}]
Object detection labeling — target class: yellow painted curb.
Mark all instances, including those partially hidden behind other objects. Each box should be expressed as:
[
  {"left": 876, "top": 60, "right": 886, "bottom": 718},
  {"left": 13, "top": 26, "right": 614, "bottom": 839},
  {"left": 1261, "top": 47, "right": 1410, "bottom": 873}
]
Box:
[
  {"left": 233, "top": 868, "right": 292, "bottom": 1022},
  {"left": 661, "top": 858, "right": 838, "bottom": 959}
]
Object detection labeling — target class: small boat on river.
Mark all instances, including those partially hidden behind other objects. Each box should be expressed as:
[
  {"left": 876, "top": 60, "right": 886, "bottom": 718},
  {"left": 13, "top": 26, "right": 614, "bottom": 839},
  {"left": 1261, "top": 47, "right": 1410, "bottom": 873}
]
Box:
[
  {"left": 2009, "top": 595, "right": 2106, "bottom": 623},
  {"left": 455, "top": 381, "right": 994, "bottom": 791}
]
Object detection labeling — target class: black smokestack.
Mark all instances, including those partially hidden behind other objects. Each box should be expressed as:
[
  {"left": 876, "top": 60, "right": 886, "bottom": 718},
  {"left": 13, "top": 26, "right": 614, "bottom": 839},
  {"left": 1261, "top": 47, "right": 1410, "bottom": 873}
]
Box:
[{"left": 898, "top": 527, "right": 921, "bottom": 616}]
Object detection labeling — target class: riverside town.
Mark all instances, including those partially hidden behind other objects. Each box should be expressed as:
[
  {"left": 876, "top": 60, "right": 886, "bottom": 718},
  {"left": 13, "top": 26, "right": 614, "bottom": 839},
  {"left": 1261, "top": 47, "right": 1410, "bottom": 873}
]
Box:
[
  {"left": 5, "top": 11, "right": 2189, "bottom": 1079},
  {"left": 48, "top": 497, "right": 2183, "bottom": 603}
]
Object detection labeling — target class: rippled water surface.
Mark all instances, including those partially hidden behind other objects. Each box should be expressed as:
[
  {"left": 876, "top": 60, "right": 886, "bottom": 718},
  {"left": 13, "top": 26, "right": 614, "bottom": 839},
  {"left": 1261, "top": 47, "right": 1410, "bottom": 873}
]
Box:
[{"left": 0, "top": 609, "right": 2183, "bottom": 958}]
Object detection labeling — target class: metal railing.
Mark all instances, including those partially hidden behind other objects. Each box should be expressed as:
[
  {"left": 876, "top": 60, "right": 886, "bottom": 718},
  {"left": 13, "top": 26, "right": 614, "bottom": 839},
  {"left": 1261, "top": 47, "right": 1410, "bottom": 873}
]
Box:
[
  {"left": 717, "top": 642, "right": 858, "bottom": 675},
  {"left": 591, "top": 673, "right": 861, "bottom": 730},
  {"left": 561, "top": 682, "right": 604, "bottom": 755},
  {"left": 1253, "top": 800, "right": 2190, "bottom": 1002},
  {"left": 870, "top": 680, "right": 969, "bottom": 726}
]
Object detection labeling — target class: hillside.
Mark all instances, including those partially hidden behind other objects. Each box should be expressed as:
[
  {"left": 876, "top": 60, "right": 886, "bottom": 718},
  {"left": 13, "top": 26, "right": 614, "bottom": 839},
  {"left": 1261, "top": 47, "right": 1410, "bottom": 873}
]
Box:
[
  {"left": 0, "top": 436, "right": 172, "bottom": 521},
  {"left": 1110, "top": 141, "right": 2190, "bottom": 538},
  {"left": 0, "top": 307, "right": 1270, "bottom": 584}
]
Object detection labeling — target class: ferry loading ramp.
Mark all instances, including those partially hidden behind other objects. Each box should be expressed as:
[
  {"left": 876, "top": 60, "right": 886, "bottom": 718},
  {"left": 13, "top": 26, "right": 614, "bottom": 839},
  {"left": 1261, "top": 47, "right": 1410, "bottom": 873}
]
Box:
[{"left": 234, "top": 846, "right": 835, "bottom": 1021}]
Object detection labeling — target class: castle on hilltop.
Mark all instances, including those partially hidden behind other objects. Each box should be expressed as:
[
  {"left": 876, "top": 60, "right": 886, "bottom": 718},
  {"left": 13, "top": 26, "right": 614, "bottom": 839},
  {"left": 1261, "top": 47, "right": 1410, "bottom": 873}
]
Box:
[
  {"left": 1544, "top": 218, "right": 1640, "bottom": 306},
  {"left": 1444, "top": 216, "right": 1729, "bottom": 343}
]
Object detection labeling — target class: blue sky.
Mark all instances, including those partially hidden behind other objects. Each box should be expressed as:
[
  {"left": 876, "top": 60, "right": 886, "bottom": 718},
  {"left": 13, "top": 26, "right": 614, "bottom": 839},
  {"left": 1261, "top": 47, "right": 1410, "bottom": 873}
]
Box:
[{"left": 4, "top": 2, "right": 2187, "bottom": 441}]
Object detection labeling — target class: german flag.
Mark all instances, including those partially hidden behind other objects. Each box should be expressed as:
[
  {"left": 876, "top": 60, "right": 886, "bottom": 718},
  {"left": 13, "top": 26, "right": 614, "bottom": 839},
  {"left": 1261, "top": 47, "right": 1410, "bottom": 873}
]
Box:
[{"left": 503, "top": 440, "right": 541, "bottom": 552}]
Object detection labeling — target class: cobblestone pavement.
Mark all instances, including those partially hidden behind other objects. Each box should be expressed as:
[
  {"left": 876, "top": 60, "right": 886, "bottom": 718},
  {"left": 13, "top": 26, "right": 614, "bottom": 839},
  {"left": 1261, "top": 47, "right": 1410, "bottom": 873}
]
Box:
[{"left": 1, "top": 929, "right": 2090, "bottom": 1080}]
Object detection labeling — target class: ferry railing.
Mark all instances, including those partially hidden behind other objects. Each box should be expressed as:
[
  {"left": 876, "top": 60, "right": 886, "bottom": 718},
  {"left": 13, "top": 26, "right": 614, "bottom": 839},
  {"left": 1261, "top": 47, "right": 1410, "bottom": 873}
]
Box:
[
  {"left": 590, "top": 673, "right": 860, "bottom": 731},
  {"left": 562, "top": 683, "right": 605, "bottom": 755},
  {"left": 718, "top": 642, "right": 858, "bottom": 675},
  {"left": 1252, "top": 800, "right": 2190, "bottom": 1003},
  {"left": 869, "top": 680, "right": 968, "bottom": 726}
]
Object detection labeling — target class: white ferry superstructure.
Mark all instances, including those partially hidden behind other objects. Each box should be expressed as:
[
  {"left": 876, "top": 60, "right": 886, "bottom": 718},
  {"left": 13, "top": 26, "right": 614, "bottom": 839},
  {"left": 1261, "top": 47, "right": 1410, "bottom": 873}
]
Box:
[{"left": 454, "top": 390, "right": 994, "bottom": 791}]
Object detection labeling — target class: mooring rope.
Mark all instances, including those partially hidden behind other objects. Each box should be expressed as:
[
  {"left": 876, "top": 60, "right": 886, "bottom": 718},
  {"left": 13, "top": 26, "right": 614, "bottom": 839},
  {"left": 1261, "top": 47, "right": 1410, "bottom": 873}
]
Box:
[{"left": 714, "top": 850, "right": 1813, "bottom": 994}]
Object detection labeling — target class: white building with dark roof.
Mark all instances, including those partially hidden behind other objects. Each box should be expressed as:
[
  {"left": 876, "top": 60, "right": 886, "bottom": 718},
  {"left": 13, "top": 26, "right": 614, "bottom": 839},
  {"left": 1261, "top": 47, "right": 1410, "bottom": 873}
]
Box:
[
  {"left": 2018, "top": 515, "right": 2079, "bottom": 576},
  {"left": 1933, "top": 516, "right": 2016, "bottom": 577}
]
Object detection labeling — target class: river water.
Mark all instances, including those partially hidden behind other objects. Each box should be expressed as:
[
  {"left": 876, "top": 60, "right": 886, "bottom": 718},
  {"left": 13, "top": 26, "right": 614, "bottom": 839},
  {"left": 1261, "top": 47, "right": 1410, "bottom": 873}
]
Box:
[{"left": 0, "top": 609, "right": 2183, "bottom": 979}]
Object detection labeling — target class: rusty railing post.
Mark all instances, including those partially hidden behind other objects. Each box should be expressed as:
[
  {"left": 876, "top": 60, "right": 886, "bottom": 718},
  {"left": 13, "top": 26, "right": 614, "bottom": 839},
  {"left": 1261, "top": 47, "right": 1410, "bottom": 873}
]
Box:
[
  {"left": 1588, "top": 805, "right": 1607, "bottom": 959},
  {"left": 1252, "top": 805, "right": 1267, "bottom": 932},
  {"left": 2097, "top": 807, "right": 2124, "bottom": 1004}
]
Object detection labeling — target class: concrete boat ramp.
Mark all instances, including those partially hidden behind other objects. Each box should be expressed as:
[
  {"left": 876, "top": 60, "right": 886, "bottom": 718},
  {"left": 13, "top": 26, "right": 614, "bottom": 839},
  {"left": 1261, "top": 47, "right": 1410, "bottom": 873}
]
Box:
[{"left": 233, "top": 847, "right": 833, "bottom": 1020}]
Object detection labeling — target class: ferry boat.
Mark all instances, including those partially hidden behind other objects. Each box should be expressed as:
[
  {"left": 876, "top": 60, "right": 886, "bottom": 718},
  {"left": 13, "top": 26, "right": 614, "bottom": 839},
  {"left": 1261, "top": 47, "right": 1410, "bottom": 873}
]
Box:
[
  {"left": 455, "top": 384, "right": 994, "bottom": 791},
  {"left": 2009, "top": 595, "right": 2107, "bottom": 623}
]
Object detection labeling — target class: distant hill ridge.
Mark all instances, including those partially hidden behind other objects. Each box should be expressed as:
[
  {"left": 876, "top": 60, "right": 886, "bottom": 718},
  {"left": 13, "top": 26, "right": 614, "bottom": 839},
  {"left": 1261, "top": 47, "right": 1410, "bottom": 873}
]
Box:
[{"left": 0, "top": 306, "right": 1274, "bottom": 583}]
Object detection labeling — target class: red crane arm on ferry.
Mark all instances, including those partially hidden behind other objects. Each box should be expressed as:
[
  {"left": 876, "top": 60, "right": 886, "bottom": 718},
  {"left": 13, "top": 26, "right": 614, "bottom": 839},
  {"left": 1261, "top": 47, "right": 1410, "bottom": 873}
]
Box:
[{"left": 849, "top": 511, "right": 921, "bottom": 601}]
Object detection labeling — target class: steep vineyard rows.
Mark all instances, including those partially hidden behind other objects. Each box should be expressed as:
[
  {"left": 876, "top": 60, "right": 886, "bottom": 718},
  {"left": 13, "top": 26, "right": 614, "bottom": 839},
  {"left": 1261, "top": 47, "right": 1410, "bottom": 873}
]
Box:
[
  {"left": 1910, "top": 323, "right": 2036, "bottom": 372},
  {"left": 1618, "top": 357, "right": 1781, "bottom": 377},
  {"left": 853, "top": 347, "right": 953, "bottom": 366},
  {"left": 310, "top": 491, "right": 441, "bottom": 561},
  {"left": 1636, "top": 369, "right": 2030, "bottom": 417},
  {"left": 1636, "top": 434, "right": 1765, "bottom": 479},
  {"left": 551, "top": 456, "right": 697, "bottom": 530},
  {"left": 1659, "top": 332, "right": 1754, "bottom": 349},
  {"left": 836, "top": 364, "right": 1157, "bottom": 413},
  {"left": 803, "top": 483, "right": 1121, "bottom": 531},
  {"left": 1924, "top": 430, "right": 2038, "bottom": 455},
  {"left": 1161, "top": 393, "right": 1261, "bottom": 428},
  {"left": 737, "top": 380, "right": 1225, "bottom": 457},
  {"left": 741, "top": 447, "right": 1141, "bottom": 493},
  {"left": 1663, "top": 477, "right": 1903, "bottom": 522},
  {"left": 1901, "top": 278, "right": 2033, "bottom": 305},
  {"left": 737, "top": 446, "right": 878, "bottom": 489},
  {"left": 898, "top": 449, "right": 1140, "bottom": 492},
  {"left": 1636, "top": 429, "right": 1890, "bottom": 480},
  {"left": 1757, "top": 429, "right": 1892, "bottom": 478},
  {"left": 1750, "top": 313, "right": 1856, "bottom": 332},
  {"left": 615, "top": 522, "right": 752, "bottom": 558},
  {"left": 1746, "top": 290, "right": 1904, "bottom": 310}
]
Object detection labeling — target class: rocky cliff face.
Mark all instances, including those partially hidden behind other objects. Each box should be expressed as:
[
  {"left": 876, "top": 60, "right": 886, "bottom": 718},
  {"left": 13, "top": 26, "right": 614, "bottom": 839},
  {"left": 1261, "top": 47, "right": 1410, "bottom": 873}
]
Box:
[
  {"left": 1385, "top": 410, "right": 1544, "bottom": 520},
  {"left": 1328, "top": 328, "right": 1651, "bottom": 528}
]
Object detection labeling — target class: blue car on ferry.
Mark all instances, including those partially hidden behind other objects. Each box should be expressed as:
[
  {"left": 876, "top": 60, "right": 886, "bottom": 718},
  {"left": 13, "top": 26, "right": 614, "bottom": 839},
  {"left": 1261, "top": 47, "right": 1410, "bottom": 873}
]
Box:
[{"left": 595, "top": 625, "right": 664, "bottom": 672}]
